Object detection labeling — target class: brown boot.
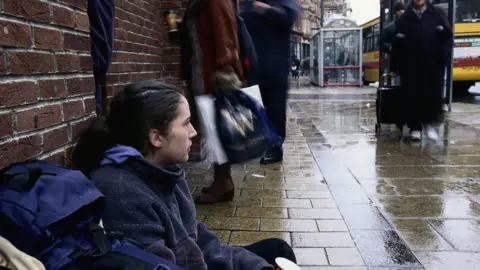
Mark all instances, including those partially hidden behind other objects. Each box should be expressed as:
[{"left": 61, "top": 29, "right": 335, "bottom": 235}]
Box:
[{"left": 196, "top": 163, "right": 235, "bottom": 204}]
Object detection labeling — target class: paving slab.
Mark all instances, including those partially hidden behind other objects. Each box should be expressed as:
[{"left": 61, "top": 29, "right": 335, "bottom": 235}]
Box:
[{"left": 183, "top": 86, "right": 480, "bottom": 268}]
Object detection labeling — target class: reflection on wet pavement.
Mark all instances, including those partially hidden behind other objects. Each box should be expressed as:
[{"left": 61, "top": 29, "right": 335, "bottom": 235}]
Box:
[
  {"left": 351, "top": 230, "right": 420, "bottom": 267},
  {"left": 392, "top": 220, "right": 454, "bottom": 251},
  {"left": 186, "top": 86, "right": 480, "bottom": 269}
]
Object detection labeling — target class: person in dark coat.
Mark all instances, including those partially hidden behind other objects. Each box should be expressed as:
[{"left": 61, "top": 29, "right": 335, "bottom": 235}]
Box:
[
  {"left": 176, "top": 0, "right": 244, "bottom": 204},
  {"left": 380, "top": 1, "right": 406, "bottom": 54},
  {"left": 72, "top": 81, "right": 297, "bottom": 270},
  {"left": 240, "top": 0, "right": 301, "bottom": 164},
  {"left": 391, "top": 0, "right": 453, "bottom": 140}
]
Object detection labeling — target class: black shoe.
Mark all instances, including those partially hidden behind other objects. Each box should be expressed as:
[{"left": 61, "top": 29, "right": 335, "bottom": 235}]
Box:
[{"left": 260, "top": 146, "right": 283, "bottom": 165}]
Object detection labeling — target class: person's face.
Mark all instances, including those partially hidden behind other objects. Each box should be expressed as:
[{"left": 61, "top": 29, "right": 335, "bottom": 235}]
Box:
[
  {"left": 396, "top": 9, "right": 405, "bottom": 17},
  {"left": 150, "top": 98, "right": 197, "bottom": 165},
  {"left": 413, "top": 0, "right": 426, "bottom": 7}
]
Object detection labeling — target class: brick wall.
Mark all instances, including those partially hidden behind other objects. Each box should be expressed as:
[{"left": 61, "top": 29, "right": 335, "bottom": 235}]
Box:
[
  {"left": 106, "top": 0, "right": 201, "bottom": 160},
  {"left": 105, "top": 0, "right": 185, "bottom": 100},
  {"left": 0, "top": 0, "right": 95, "bottom": 168},
  {"left": 0, "top": 0, "right": 199, "bottom": 169}
]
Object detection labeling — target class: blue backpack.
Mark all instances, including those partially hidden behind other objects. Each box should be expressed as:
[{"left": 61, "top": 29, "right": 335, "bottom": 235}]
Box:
[{"left": 0, "top": 160, "right": 183, "bottom": 270}]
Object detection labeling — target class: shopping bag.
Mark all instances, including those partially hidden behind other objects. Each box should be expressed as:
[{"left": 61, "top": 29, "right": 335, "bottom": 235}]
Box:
[
  {"left": 195, "top": 85, "right": 272, "bottom": 164},
  {"left": 241, "top": 85, "right": 263, "bottom": 106},
  {"left": 214, "top": 89, "right": 276, "bottom": 163},
  {"left": 195, "top": 95, "right": 229, "bottom": 165}
]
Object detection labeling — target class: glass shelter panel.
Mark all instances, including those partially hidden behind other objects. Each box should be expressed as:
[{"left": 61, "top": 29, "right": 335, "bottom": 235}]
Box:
[
  {"left": 310, "top": 32, "right": 320, "bottom": 85},
  {"left": 322, "top": 29, "right": 362, "bottom": 86}
]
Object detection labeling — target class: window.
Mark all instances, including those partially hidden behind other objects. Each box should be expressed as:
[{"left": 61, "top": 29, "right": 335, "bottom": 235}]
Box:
[
  {"left": 457, "top": 0, "right": 480, "bottom": 22},
  {"left": 435, "top": 0, "right": 480, "bottom": 23}
]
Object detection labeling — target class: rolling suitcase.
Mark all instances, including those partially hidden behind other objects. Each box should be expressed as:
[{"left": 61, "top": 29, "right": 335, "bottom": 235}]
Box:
[{"left": 375, "top": 73, "right": 401, "bottom": 133}]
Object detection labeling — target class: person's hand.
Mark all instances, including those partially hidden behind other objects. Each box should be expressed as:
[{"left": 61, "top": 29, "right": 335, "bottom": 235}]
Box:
[{"left": 253, "top": 1, "right": 271, "bottom": 14}]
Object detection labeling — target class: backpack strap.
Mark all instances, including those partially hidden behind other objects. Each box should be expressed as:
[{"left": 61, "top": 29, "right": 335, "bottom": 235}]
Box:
[{"left": 99, "top": 243, "right": 183, "bottom": 270}]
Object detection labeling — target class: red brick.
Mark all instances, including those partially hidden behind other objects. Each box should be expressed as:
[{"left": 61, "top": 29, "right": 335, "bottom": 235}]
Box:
[
  {"left": 117, "top": 73, "right": 131, "bottom": 82},
  {"left": 34, "top": 27, "right": 63, "bottom": 50},
  {"left": 38, "top": 105, "right": 63, "bottom": 128},
  {"left": 112, "top": 52, "right": 129, "bottom": 62},
  {"left": 0, "top": 135, "right": 42, "bottom": 168},
  {"left": 115, "top": 7, "right": 128, "bottom": 21},
  {"left": 114, "top": 28, "right": 127, "bottom": 40},
  {"left": 43, "top": 126, "right": 69, "bottom": 152},
  {"left": 56, "top": 53, "right": 80, "bottom": 73},
  {"left": 14, "top": 109, "right": 35, "bottom": 132},
  {"left": 164, "top": 63, "right": 179, "bottom": 71},
  {"left": 0, "top": 81, "right": 36, "bottom": 108},
  {"left": 66, "top": 77, "right": 95, "bottom": 96},
  {"left": 105, "top": 74, "right": 119, "bottom": 83},
  {"left": 0, "top": 113, "right": 12, "bottom": 138},
  {"left": 58, "top": 0, "right": 88, "bottom": 11},
  {"left": 71, "top": 116, "right": 95, "bottom": 139},
  {"left": 64, "top": 33, "right": 90, "bottom": 52},
  {"left": 84, "top": 97, "right": 96, "bottom": 114},
  {"left": 140, "top": 27, "right": 152, "bottom": 37},
  {"left": 79, "top": 55, "right": 93, "bottom": 72},
  {"left": 53, "top": 5, "right": 76, "bottom": 28},
  {"left": 38, "top": 79, "right": 67, "bottom": 100},
  {"left": 163, "top": 55, "right": 180, "bottom": 63},
  {"left": 63, "top": 100, "right": 85, "bottom": 121},
  {"left": 75, "top": 12, "right": 89, "bottom": 32},
  {"left": 8, "top": 51, "right": 55, "bottom": 74},
  {"left": 43, "top": 151, "right": 65, "bottom": 165},
  {"left": 4, "top": 0, "right": 50, "bottom": 23},
  {"left": 15, "top": 104, "right": 62, "bottom": 132},
  {"left": 0, "top": 19, "right": 32, "bottom": 47},
  {"left": 162, "top": 1, "right": 182, "bottom": 9}
]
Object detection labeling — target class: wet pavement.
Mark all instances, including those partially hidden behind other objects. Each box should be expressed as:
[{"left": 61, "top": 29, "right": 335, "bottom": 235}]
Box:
[{"left": 185, "top": 80, "right": 480, "bottom": 269}]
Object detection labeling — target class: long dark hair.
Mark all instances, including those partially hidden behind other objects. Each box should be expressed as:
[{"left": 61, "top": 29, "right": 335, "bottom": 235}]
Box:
[{"left": 71, "top": 80, "right": 184, "bottom": 173}]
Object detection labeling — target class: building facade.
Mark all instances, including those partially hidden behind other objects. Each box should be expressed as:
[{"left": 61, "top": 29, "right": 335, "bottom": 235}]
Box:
[
  {"left": 323, "top": 0, "right": 352, "bottom": 23},
  {"left": 292, "top": 0, "right": 322, "bottom": 60}
]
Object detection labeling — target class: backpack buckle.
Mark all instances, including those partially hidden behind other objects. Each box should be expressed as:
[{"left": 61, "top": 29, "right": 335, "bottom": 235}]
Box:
[{"left": 69, "top": 222, "right": 112, "bottom": 261}]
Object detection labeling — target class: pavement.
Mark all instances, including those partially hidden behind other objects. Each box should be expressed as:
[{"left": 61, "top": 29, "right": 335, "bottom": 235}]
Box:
[{"left": 184, "top": 77, "right": 480, "bottom": 269}]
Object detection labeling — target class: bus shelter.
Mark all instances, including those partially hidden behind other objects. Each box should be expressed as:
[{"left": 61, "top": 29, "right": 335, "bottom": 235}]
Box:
[{"left": 310, "top": 18, "right": 363, "bottom": 87}]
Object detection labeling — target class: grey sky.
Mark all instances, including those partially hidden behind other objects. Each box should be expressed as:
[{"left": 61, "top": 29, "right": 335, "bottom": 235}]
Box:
[{"left": 350, "top": 0, "right": 380, "bottom": 25}]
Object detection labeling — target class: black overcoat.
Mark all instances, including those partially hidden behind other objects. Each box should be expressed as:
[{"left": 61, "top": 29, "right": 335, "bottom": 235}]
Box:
[{"left": 392, "top": 5, "right": 453, "bottom": 123}]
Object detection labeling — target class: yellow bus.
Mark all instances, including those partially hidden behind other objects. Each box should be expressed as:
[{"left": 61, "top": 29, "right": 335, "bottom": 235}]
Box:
[
  {"left": 362, "top": 0, "right": 480, "bottom": 93},
  {"left": 361, "top": 17, "right": 381, "bottom": 85}
]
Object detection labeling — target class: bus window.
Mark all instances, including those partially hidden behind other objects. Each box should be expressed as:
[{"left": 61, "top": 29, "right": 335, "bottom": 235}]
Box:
[
  {"left": 457, "top": 0, "right": 480, "bottom": 23},
  {"left": 434, "top": 0, "right": 480, "bottom": 23}
]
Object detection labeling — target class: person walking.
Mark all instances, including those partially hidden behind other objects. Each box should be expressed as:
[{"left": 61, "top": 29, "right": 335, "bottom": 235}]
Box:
[
  {"left": 391, "top": 0, "right": 453, "bottom": 140},
  {"left": 177, "top": 0, "right": 244, "bottom": 203},
  {"left": 380, "top": 1, "right": 406, "bottom": 55},
  {"left": 241, "top": 0, "right": 300, "bottom": 164}
]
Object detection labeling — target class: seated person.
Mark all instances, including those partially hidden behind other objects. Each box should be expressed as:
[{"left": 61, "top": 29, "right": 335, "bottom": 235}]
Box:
[{"left": 71, "top": 80, "right": 296, "bottom": 270}]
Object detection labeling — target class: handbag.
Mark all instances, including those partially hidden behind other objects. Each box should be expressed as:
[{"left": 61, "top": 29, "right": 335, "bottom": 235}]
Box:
[
  {"left": 195, "top": 86, "right": 277, "bottom": 164},
  {"left": 214, "top": 90, "right": 273, "bottom": 163}
]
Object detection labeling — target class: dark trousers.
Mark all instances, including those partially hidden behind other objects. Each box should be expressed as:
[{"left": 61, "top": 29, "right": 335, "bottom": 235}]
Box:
[
  {"left": 244, "top": 238, "right": 296, "bottom": 268},
  {"left": 259, "top": 78, "right": 288, "bottom": 146}
]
